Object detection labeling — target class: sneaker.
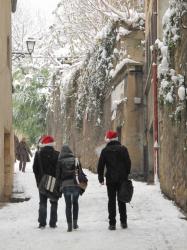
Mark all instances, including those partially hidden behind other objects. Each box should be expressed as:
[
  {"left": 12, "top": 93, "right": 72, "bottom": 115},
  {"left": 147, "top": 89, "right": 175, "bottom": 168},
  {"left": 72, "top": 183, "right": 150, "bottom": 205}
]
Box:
[
  {"left": 121, "top": 222, "right": 127, "bottom": 229},
  {"left": 108, "top": 225, "right": 116, "bottom": 230}
]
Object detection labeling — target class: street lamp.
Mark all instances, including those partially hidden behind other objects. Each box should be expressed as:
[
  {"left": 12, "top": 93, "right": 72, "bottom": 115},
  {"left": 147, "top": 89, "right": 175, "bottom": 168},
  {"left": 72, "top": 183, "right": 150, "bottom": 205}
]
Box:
[
  {"left": 12, "top": 37, "right": 36, "bottom": 60},
  {"left": 26, "top": 38, "right": 36, "bottom": 55}
]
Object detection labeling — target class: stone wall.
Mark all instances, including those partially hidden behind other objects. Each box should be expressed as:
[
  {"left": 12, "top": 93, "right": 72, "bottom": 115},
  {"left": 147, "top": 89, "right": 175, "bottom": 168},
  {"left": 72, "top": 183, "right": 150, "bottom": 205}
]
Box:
[
  {"left": 144, "top": 0, "right": 187, "bottom": 212},
  {"left": 158, "top": 25, "right": 187, "bottom": 213},
  {"left": 62, "top": 89, "right": 110, "bottom": 172},
  {"left": 159, "top": 107, "right": 187, "bottom": 212}
]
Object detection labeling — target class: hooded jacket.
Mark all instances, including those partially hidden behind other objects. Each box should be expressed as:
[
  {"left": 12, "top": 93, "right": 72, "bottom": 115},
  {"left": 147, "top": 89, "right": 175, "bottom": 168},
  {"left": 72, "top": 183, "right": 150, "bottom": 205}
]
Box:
[{"left": 56, "top": 145, "right": 79, "bottom": 189}]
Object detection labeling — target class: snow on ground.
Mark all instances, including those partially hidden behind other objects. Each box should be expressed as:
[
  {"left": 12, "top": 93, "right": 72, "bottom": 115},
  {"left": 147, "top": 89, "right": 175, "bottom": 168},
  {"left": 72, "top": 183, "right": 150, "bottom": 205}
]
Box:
[{"left": 0, "top": 159, "right": 187, "bottom": 250}]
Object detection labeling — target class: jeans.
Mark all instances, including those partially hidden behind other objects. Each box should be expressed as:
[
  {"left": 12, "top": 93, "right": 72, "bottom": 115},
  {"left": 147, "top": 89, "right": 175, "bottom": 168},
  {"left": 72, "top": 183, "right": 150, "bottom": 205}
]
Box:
[
  {"left": 38, "top": 193, "right": 58, "bottom": 227},
  {"left": 63, "top": 186, "right": 80, "bottom": 223},
  {"left": 107, "top": 183, "right": 127, "bottom": 226}
]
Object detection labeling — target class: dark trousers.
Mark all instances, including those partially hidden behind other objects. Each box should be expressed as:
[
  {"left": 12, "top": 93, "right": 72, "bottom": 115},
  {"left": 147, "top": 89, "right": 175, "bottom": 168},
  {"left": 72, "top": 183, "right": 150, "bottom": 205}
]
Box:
[
  {"left": 63, "top": 186, "right": 80, "bottom": 223},
  {"left": 38, "top": 193, "right": 58, "bottom": 227},
  {"left": 19, "top": 154, "right": 28, "bottom": 172},
  {"left": 19, "top": 160, "right": 26, "bottom": 172},
  {"left": 107, "top": 183, "right": 127, "bottom": 226}
]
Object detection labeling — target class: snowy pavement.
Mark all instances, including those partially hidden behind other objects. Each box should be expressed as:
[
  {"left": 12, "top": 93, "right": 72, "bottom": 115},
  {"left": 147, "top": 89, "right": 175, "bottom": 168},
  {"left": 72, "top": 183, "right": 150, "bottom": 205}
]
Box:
[{"left": 0, "top": 161, "right": 187, "bottom": 250}]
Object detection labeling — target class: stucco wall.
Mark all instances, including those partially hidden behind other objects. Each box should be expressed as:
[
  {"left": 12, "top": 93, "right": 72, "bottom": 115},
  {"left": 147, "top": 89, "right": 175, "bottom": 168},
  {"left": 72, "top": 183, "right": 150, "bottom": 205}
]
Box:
[{"left": 0, "top": 0, "right": 14, "bottom": 201}]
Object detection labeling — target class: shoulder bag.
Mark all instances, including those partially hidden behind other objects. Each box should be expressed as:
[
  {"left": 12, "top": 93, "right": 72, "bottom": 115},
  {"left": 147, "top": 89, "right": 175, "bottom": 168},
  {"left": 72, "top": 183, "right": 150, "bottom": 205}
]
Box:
[
  {"left": 118, "top": 179, "right": 134, "bottom": 203},
  {"left": 75, "top": 158, "right": 88, "bottom": 194}
]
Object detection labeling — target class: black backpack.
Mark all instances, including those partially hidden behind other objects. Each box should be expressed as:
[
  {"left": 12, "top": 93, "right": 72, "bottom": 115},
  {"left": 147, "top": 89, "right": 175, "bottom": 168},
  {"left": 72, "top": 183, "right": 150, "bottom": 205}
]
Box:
[
  {"left": 60, "top": 157, "right": 76, "bottom": 178},
  {"left": 118, "top": 180, "right": 134, "bottom": 203}
]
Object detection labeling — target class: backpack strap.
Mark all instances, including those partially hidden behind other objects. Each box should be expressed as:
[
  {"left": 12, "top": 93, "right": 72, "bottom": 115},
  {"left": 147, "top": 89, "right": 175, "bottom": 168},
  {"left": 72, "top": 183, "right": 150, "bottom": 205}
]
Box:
[
  {"left": 73, "top": 157, "right": 78, "bottom": 184},
  {"left": 75, "top": 157, "right": 79, "bottom": 168}
]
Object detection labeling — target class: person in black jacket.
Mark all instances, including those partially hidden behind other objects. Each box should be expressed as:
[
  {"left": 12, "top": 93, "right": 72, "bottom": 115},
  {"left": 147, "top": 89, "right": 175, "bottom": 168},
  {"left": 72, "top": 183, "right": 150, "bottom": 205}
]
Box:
[
  {"left": 97, "top": 130, "right": 131, "bottom": 230},
  {"left": 33, "top": 135, "right": 59, "bottom": 229},
  {"left": 18, "top": 137, "right": 33, "bottom": 172}
]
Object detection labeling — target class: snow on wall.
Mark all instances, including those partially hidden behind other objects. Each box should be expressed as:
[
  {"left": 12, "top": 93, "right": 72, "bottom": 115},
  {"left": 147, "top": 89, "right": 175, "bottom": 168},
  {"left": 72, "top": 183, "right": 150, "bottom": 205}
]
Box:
[
  {"left": 156, "top": 0, "right": 186, "bottom": 120},
  {"left": 111, "top": 80, "right": 125, "bottom": 111}
]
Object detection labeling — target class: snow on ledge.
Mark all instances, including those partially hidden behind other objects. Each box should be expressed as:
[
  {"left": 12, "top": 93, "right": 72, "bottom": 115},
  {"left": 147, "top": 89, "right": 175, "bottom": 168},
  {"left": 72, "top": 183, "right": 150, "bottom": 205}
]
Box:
[{"left": 111, "top": 58, "right": 140, "bottom": 79}]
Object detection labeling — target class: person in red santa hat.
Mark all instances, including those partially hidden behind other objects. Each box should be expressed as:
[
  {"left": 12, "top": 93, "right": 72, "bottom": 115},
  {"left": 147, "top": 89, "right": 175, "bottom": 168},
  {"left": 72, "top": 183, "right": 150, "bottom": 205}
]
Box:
[
  {"left": 33, "top": 135, "right": 59, "bottom": 229},
  {"left": 97, "top": 130, "right": 131, "bottom": 230}
]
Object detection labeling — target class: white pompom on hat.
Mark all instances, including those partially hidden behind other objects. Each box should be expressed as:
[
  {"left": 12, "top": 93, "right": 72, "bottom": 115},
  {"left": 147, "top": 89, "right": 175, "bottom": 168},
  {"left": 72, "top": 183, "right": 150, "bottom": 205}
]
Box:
[
  {"left": 105, "top": 130, "right": 118, "bottom": 143},
  {"left": 39, "top": 135, "right": 55, "bottom": 147}
]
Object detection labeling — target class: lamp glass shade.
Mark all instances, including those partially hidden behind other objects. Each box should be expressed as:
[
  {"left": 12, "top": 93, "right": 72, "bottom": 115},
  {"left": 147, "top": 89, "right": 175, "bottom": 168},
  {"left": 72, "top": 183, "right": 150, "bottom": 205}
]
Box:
[{"left": 26, "top": 38, "right": 35, "bottom": 55}]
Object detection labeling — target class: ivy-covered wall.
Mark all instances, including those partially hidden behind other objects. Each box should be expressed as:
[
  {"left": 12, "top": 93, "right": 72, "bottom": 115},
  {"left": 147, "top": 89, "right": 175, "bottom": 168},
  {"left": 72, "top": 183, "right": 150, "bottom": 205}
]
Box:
[
  {"left": 58, "top": 20, "right": 145, "bottom": 173},
  {"left": 158, "top": 0, "right": 187, "bottom": 212},
  {"left": 60, "top": 22, "right": 118, "bottom": 171}
]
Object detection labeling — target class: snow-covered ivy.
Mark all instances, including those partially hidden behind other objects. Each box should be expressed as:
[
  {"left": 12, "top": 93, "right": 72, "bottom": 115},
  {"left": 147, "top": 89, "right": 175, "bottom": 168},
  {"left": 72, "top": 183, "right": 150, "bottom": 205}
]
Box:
[
  {"left": 58, "top": 1, "right": 145, "bottom": 129},
  {"left": 74, "top": 22, "right": 117, "bottom": 127},
  {"left": 156, "top": 0, "right": 187, "bottom": 122}
]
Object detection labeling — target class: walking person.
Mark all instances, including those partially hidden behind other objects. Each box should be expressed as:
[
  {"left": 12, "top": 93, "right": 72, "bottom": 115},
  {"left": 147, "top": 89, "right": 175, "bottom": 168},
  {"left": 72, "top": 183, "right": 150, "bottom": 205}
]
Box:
[
  {"left": 56, "top": 145, "right": 81, "bottom": 232},
  {"left": 97, "top": 130, "right": 131, "bottom": 230},
  {"left": 18, "top": 137, "right": 32, "bottom": 172},
  {"left": 33, "top": 135, "right": 59, "bottom": 229}
]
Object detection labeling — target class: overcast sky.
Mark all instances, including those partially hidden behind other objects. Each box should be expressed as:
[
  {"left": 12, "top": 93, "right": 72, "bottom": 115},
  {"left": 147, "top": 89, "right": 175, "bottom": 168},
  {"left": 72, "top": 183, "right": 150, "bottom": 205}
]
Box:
[{"left": 17, "top": 0, "right": 60, "bottom": 26}]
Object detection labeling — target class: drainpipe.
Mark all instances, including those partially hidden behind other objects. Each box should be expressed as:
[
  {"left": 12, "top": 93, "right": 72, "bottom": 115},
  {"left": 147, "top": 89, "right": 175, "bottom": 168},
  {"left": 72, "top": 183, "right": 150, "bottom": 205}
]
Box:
[
  {"left": 152, "top": 59, "right": 159, "bottom": 183},
  {"left": 152, "top": 0, "right": 159, "bottom": 183}
]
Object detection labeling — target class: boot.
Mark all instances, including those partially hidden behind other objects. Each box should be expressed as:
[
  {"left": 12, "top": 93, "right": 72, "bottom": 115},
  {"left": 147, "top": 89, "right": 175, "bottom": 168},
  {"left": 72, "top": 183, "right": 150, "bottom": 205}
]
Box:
[
  {"left": 73, "top": 220, "right": 79, "bottom": 229},
  {"left": 67, "top": 223, "right": 72, "bottom": 232},
  {"left": 108, "top": 225, "right": 116, "bottom": 230},
  {"left": 121, "top": 222, "right": 128, "bottom": 229},
  {"left": 38, "top": 224, "right": 46, "bottom": 229}
]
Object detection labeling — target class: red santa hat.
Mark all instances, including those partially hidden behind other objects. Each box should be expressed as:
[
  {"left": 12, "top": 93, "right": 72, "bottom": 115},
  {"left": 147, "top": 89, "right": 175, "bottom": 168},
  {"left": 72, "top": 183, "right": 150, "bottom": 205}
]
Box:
[
  {"left": 39, "top": 135, "right": 55, "bottom": 147},
  {"left": 105, "top": 130, "right": 118, "bottom": 143}
]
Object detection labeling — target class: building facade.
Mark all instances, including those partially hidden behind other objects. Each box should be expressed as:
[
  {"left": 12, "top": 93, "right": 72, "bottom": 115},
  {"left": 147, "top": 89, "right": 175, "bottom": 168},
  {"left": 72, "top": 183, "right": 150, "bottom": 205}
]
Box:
[
  {"left": 0, "top": 0, "right": 16, "bottom": 201},
  {"left": 109, "top": 30, "right": 145, "bottom": 178},
  {"left": 145, "top": 0, "right": 187, "bottom": 212}
]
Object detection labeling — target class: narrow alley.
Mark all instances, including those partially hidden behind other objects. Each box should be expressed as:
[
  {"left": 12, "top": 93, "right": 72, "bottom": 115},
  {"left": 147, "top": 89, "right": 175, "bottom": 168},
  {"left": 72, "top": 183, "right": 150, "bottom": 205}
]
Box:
[{"left": 0, "top": 161, "right": 187, "bottom": 250}]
